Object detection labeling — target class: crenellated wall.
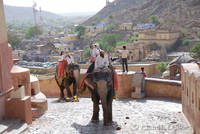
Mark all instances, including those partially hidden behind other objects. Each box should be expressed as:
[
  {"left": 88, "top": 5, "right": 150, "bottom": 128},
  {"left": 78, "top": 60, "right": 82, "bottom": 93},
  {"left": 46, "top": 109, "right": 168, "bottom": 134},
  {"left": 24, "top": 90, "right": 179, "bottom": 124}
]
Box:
[{"left": 181, "top": 63, "right": 200, "bottom": 134}]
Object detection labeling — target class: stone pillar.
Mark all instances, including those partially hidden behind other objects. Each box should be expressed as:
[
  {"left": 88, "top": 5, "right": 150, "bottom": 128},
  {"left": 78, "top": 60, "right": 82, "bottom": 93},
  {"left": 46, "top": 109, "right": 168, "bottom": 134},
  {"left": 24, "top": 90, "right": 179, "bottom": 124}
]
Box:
[
  {"left": 0, "top": 0, "right": 13, "bottom": 120},
  {"left": 131, "top": 72, "right": 145, "bottom": 99}
]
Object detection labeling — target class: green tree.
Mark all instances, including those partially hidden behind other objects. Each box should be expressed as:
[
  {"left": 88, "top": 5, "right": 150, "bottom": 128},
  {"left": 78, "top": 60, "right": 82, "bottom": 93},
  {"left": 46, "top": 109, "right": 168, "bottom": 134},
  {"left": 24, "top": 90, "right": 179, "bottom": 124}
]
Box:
[
  {"left": 83, "top": 48, "right": 90, "bottom": 57},
  {"left": 7, "top": 32, "right": 22, "bottom": 50},
  {"left": 149, "top": 15, "right": 159, "bottom": 24},
  {"left": 98, "top": 34, "right": 120, "bottom": 52},
  {"left": 75, "top": 26, "right": 86, "bottom": 39},
  {"left": 25, "top": 26, "right": 43, "bottom": 39},
  {"left": 157, "top": 62, "right": 168, "bottom": 73},
  {"left": 190, "top": 42, "right": 200, "bottom": 60},
  {"left": 182, "top": 39, "right": 190, "bottom": 46}
]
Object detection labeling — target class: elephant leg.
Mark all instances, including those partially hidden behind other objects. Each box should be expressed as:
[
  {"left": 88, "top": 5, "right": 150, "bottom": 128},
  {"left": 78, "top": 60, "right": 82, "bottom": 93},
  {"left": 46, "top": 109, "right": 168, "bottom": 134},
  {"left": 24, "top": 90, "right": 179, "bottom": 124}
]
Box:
[
  {"left": 107, "top": 89, "right": 113, "bottom": 124},
  {"left": 59, "top": 86, "right": 65, "bottom": 100},
  {"left": 66, "top": 80, "right": 73, "bottom": 98},
  {"left": 91, "top": 92, "right": 100, "bottom": 123},
  {"left": 72, "top": 80, "right": 77, "bottom": 97},
  {"left": 77, "top": 84, "right": 87, "bottom": 96}
]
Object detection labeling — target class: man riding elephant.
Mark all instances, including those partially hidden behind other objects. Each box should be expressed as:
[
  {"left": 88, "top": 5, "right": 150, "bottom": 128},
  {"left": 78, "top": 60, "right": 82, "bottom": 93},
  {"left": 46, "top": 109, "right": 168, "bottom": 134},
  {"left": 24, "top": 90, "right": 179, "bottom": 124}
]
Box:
[
  {"left": 78, "top": 50, "right": 116, "bottom": 125},
  {"left": 55, "top": 51, "right": 80, "bottom": 101}
]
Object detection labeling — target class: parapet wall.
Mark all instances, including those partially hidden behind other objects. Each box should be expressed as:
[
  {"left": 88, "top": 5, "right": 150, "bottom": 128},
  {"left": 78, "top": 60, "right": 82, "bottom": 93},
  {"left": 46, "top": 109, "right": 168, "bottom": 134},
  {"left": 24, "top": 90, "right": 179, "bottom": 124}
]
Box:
[
  {"left": 39, "top": 70, "right": 181, "bottom": 100},
  {"left": 181, "top": 63, "right": 200, "bottom": 134},
  {"left": 80, "top": 63, "right": 161, "bottom": 77}
]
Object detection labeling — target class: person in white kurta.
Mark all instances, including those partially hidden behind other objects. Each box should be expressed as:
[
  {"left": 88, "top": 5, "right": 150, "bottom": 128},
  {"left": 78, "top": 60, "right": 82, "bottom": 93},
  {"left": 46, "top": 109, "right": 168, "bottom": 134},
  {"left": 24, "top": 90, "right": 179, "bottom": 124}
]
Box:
[{"left": 95, "top": 50, "right": 109, "bottom": 68}]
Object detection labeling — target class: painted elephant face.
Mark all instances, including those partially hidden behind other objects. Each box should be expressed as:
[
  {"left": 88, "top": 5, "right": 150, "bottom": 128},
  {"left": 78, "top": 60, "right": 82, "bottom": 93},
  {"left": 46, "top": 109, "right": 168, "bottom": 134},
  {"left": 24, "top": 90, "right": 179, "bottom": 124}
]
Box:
[{"left": 93, "top": 70, "right": 113, "bottom": 95}]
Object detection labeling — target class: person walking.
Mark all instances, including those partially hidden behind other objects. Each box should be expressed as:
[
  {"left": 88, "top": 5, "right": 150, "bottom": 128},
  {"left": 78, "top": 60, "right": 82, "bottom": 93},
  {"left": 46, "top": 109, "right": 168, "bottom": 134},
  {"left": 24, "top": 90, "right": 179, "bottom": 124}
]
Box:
[{"left": 118, "top": 46, "right": 129, "bottom": 72}]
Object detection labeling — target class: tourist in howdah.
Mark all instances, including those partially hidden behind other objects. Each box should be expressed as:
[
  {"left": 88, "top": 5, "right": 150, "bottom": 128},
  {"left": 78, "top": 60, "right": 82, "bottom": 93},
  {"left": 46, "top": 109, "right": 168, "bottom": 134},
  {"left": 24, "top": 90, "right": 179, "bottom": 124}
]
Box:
[
  {"left": 94, "top": 43, "right": 101, "bottom": 57},
  {"left": 118, "top": 46, "right": 129, "bottom": 72}
]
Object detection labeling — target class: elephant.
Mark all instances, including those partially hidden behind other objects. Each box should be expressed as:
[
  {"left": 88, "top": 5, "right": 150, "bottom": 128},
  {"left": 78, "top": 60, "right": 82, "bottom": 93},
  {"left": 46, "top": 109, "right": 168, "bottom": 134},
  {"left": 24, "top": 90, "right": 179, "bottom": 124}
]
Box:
[
  {"left": 79, "top": 67, "right": 114, "bottom": 126},
  {"left": 55, "top": 63, "right": 80, "bottom": 101}
]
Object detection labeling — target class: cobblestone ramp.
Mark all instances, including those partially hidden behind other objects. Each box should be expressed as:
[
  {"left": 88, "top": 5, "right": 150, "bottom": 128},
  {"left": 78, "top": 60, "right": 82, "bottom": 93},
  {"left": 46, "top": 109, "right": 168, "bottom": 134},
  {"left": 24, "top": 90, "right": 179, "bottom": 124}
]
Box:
[{"left": 23, "top": 98, "right": 193, "bottom": 134}]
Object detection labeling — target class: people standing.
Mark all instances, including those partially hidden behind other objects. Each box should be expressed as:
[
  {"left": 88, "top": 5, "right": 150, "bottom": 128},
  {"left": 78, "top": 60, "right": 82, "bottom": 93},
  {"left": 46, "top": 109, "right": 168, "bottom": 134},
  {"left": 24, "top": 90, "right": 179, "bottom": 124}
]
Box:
[
  {"left": 141, "top": 67, "right": 146, "bottom": 93},
  {"left": 118, "top": 46, "right": 129, "bottom": 72}
]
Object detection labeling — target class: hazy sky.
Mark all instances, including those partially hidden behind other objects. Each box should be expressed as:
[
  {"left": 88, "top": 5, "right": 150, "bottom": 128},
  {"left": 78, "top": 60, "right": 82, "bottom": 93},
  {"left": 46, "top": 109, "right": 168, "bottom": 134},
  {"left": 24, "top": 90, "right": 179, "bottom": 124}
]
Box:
[{"left": 4, "top": 0, "right": 115, "bottom": 13}]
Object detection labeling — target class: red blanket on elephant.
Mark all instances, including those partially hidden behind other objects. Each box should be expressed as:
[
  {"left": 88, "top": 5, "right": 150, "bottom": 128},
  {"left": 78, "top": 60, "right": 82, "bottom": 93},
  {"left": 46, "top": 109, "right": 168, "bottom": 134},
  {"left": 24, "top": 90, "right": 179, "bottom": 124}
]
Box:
[{"left": 56, "top": 60, "right": 67, "bottom": 85}]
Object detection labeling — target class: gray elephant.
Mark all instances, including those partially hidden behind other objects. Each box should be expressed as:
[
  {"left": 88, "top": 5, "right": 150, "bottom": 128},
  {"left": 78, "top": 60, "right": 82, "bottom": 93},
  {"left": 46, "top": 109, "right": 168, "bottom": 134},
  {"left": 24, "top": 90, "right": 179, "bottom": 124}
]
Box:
[
  {"left": 79, "top": 67, "right": 114, "bottom": 126},
  {"left": 55, "top": 63, "right": 80, "bottom": 101}
]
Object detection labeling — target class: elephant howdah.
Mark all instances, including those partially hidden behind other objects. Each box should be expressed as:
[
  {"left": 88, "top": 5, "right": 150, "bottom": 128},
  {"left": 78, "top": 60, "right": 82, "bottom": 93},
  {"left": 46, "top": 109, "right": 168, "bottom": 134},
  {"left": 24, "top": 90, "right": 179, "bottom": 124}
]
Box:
[{"left": 55, "top": 63, "right": 80, "bottom": 101}]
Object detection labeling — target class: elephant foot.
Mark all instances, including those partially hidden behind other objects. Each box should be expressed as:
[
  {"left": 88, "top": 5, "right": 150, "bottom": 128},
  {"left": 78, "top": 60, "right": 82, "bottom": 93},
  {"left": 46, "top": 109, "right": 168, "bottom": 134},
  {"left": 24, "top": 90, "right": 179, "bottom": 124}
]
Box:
[
  {"left": 104, "top": 121, "right": 114, "bottom": 126},
  {"left": 57, "top": 97, "right": 65, "bottom": 102},
  {"left": 91, "top": 119, "right": 99, "bottom": 123}
]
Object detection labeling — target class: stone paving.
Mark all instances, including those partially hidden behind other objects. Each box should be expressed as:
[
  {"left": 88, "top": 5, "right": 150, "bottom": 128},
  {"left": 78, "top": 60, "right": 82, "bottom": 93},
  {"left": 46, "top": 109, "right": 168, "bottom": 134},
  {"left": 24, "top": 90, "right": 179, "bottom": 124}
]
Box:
[{"left": 23, "top": 98, "right": 192, "bottom": 134}]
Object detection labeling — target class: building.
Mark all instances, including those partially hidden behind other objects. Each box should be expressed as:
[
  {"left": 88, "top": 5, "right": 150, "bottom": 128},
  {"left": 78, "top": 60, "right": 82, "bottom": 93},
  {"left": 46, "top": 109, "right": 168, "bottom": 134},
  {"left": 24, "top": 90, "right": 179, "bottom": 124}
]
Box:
[
  {"left": 37, "top": 42, "right": 56, "bottom": 55},
  {"left": 54, "top": 43, "right": 74, "bottom": 53},
  {"left": 85, "top": 24, "right": 105, "bottom": 37},
  {"left": 115, "top": 42, "right": 167, "bottom": 62},
  {"left": 119, "top": 23, "right": 133, "bottom": 31},
  {"left": 138, "top": 29, "right": 180, "bottom": 47},
  {"left": 169, "top": 54, "right": 196, "bottom": 80},
  {"left": 64, "top": 33, "right": 78, "bottom": 42}
]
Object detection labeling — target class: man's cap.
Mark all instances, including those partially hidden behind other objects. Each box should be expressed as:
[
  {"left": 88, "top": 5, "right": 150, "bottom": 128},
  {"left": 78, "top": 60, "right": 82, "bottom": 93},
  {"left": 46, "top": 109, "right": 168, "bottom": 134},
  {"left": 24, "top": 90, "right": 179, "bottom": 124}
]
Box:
[{"left": 94, "top": 43, "right": 99, "bottom": 47}]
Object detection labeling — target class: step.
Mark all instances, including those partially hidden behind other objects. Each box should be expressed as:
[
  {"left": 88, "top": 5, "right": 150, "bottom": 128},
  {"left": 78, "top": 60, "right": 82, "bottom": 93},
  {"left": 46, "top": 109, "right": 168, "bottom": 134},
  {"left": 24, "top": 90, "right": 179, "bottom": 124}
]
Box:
[
  {"left": 32, "top": 108, "right": 44, "bottom": 119},
  {"left": 0, "top": 119, "right": 28, "bottom": 134}
]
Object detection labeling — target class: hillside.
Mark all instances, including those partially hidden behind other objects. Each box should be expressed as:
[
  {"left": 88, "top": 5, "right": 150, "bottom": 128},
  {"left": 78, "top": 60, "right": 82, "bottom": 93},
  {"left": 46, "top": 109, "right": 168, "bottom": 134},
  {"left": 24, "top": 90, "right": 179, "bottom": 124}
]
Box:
[
  {"left": 83, "top": 0, "right": 200, "bottom": 40},
  {"left": 4, "top": 5, "right": 61, "bottom": 23}
]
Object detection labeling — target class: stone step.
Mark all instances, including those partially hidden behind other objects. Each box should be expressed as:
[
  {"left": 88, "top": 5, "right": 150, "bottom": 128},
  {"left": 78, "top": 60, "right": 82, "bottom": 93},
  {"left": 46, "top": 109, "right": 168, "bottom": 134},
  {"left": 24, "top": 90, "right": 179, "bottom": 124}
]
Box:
[
  {"left": 30, "top": 75, "right": 40, "bottom": 95},
  {"left": 32, "top": 108, "right": 44, "bottom": 119},
  {"left": 0, "top": 119, "right": 28, "bottom": 134}
]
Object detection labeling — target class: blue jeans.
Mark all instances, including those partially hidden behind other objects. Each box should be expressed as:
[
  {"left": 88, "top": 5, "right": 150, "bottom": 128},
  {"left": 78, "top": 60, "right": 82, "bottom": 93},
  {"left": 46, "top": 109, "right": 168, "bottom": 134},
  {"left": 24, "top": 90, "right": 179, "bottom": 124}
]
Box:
[{"left": 87, "top": 62, "right": 95, "bottom": 73}]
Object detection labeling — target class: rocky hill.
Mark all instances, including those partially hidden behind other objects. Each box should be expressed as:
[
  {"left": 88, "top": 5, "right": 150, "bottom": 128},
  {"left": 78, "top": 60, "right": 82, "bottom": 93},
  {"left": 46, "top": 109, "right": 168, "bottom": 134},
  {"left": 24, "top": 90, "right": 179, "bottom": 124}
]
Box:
[
  {"left": 84, "top": 0, "right": 200, "bottom": 40},
  {"left": 4, "top": 5, "right": 61, "bottom": 23}
]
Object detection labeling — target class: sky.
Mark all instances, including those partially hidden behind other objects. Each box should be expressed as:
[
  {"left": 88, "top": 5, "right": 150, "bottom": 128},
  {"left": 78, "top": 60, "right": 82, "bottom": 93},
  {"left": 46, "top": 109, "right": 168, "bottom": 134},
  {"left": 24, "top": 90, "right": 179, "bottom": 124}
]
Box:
[{"left": 3, "top": 0, "right": 115, "bottom": 14}]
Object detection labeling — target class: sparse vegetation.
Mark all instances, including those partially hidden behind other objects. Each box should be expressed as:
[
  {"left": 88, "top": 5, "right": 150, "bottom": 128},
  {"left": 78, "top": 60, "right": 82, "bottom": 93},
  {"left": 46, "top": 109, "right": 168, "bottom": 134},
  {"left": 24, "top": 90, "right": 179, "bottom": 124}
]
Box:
[
  {"left": 190, "top": 42, "right": 200, "bottom": 60},
  {"left": 197, "top": 32, "right": 200, "bottom": 38},
  {"left": 7, "top": 32, "right": 22, "bottom": 50},
  {"left": 180, "top": 29, "right": 188, "bottom": 37},
  {"left": 98, "top": 34, "right": 120, "bottom": 52},
  {"left": 105, "top": 24, "right": 116, "bottom": 31},
  {"left": 116, "top": 41, "right": 128, "bottom": 46},
  {"left": 83, "top": 48, "right": 90, "bottom": 57},
  {"left": 182, "top": 39, "right": 190, "bottom": 46},
  {"left": 25, "top": 26, "right": 43, "bottom": 39},
  {"left": 75, "top": 26, "right": 86, "bottom": 39},
  {"left": 91, "top": 21, "right": 96, "bottom": 26},
  {"left": 157, "top": 62, "right": 168, "bottom": 73},
  {"left": 149, "top": 15, "right": 159, "bottom": 24}
]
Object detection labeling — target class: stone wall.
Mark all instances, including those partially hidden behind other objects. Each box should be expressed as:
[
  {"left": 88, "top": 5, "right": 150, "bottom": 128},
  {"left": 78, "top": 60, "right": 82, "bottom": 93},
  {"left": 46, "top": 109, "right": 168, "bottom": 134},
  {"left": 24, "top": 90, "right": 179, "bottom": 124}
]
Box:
[
  {"left": 0, "top": 0, "right": 13, "bottom": 120},
  {"left": 145, "top": 78, "right": 181, "bottom": 99},
  {"left": 39, "top": 70, "right": 181, "bottom": 100},
  {"left": 181, "top": 63, "right": 200, "bottom": 134},
  {"left": 79, "top": 63, "right": 161, "bottom": 77}
]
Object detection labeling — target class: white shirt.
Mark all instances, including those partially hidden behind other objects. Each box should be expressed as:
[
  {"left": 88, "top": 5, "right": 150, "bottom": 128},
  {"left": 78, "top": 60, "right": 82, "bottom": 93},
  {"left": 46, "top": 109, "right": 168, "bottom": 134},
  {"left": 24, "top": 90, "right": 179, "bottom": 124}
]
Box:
[
  {"left": 95, "top": 55, "right": 109, "bottom": 68},
  {"left": 66, "top": 56, "right": 74, "bottom": 64},
  {"left": 119, "top": 49, "right": 129, "bottom": 58},
  {"left": 95, "top": 48, "right": 101, "bottom": 57},
  {"left": 90, "top": 48, "right": 96, "bottom": 58},
  {"left": 59, "top": 54, "right": 66, "bottom": 61}
]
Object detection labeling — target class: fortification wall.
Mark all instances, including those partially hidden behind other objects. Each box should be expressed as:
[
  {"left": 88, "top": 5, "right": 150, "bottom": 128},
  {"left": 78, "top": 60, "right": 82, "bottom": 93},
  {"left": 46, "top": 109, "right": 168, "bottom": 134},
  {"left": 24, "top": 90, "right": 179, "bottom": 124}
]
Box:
[{"left": 181, "top": 63, "right": 200, "bottom": 134}]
